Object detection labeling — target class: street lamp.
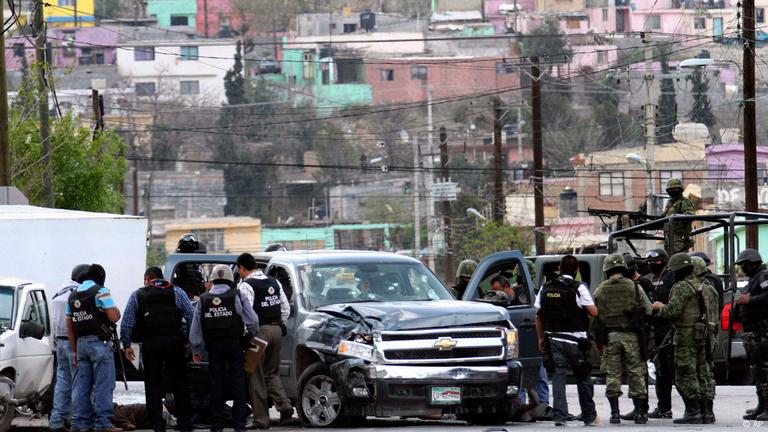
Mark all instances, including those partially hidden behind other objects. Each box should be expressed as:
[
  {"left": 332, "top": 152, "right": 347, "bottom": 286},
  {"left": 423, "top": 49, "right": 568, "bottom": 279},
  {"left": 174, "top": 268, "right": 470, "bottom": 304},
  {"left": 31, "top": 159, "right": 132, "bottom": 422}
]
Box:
[{"left": 626, "top": 152, "right": 655, "bottom": 215}]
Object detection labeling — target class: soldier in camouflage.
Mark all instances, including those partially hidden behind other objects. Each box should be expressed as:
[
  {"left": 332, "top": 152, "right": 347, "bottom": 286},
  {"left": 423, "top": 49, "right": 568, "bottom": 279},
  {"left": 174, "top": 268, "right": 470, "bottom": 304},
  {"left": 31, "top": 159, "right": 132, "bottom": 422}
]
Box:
[
  {"left": 451, "top": 259, "right": 477, "bottom": 298},
  {"left": 593, "top": 254, "right": 652, "bottom": 424},
  {"left": 734, "top": 249, "right": 768, "bottom": 421},
  {"left": 692, "top": 255, "right": 719, "bottom": 424},
  {"left": 662, "top": 178, "right": 695, "bottom": 256},
  {"left": 652, "top": 253, "right": 712, "bottom": 424}
]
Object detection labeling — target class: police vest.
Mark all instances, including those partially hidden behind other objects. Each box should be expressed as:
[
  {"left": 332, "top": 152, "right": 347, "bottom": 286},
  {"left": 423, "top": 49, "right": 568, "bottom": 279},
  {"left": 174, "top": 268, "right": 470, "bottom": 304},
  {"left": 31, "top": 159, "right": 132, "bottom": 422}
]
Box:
[
  {"left": 68, "top": 284, "right": 110, "bottom": 339},
  {"left": 739, "top": 270, "right": 768, "bottom": 328},
  {"left": 200, "top": 289, "right": 243, "bottom": 342},
  {"left": 135, "top": 285, "right": 183, "bottom": 340},
  {"left": 595, "top": 276, "right": 636, "bottom": 328},
  {"left": 671, "top": 280, "right": 701, "bottom": 328},
  {"left": 246, "top": 277, "right": 283, "bottom": 324},
  {"left": 540, "top": 277, "right": 589, "bottom": 333}
]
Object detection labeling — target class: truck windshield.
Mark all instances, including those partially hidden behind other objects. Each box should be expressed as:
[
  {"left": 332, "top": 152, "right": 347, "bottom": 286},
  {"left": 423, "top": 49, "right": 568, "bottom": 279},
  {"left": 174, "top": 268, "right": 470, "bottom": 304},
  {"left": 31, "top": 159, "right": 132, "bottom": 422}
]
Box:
[
  {"left": 0, "top": 287, "right": 13, "bottom": 328},
  {"left": 300, "top": 263, "right": 453, "bottom": 309}
]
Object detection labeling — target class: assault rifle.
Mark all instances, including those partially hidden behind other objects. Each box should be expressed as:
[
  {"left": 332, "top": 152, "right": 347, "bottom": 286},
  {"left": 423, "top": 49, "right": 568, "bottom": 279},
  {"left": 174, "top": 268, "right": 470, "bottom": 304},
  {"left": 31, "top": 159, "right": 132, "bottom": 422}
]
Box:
[
  {"left": 109, "top": 324, "right": 129, "bottom": 390},
  {"left": 626, "top": 281, "right": 649, "bottom": 361},
  {"left": 584, "top": 208, "right": 659, "bottom": 232}
]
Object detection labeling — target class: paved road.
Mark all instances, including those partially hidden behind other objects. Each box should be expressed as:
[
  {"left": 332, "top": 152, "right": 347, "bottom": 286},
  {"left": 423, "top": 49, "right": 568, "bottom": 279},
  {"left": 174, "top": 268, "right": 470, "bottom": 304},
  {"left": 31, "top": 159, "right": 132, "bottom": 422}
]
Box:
[{"left": 10, "top": 384, "right": 762, "bottom": 431}]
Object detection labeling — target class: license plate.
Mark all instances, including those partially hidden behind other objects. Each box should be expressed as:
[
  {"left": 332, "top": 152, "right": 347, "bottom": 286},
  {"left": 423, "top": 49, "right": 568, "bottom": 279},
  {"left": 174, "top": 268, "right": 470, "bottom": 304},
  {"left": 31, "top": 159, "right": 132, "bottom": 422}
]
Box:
[{"left": 430, "top": 386, "right": 461, "bottom": 405}]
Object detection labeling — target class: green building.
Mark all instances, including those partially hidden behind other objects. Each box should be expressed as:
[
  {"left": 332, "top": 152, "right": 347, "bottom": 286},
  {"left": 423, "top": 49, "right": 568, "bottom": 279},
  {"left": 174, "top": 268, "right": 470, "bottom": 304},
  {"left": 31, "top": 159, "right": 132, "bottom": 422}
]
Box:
[
  {"left": 710, "top": 225, "right": 768, "bottom": 273},
  {"left": 262, "top": 223, "right": 399, "bottom": 251},
  {"left": 146, "top": 0, "right": 196, "bottom": 28}
]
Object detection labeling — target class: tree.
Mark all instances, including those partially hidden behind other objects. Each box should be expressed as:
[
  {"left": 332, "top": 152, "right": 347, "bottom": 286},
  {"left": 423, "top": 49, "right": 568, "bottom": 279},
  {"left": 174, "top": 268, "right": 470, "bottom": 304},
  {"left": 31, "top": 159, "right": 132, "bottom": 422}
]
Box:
[
  {"left": 521, "top": 19, "right": 572, "bottom": 65},
  {"left": 9, "top": 111, "right": 127, "bottom": 212},
  {"left": 657, "top": 47, "right": 678, "bottom": 144},
  {"left": 224, "top": 41, "right": 247, "bottom": 106},
  {"left": 689, "top": 69, "right": 715, "bottom": 128},
  {"left": 455, "top": 223, "right": 530, "bottom": 261}
]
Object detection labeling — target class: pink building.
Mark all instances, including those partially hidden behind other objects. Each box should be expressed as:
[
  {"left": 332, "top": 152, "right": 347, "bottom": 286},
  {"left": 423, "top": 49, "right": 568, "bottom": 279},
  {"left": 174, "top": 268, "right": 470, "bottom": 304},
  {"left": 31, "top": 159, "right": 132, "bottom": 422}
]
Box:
[
  {"left": 5, "top": 27, "right": 118, "bottom": 70},
  {"left": 484, "top": 0, "right": 536, "bottom": 33},
  {"left": 588, "top": 0, "right": 734, "bottom": 37}
]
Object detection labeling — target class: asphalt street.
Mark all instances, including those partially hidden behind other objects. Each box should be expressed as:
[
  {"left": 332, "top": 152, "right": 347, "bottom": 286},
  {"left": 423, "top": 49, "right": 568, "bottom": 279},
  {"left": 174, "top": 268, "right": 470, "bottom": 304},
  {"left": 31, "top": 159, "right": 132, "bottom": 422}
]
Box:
[{"left": 10, "top": 384, "right": 763, "bottom": 430}]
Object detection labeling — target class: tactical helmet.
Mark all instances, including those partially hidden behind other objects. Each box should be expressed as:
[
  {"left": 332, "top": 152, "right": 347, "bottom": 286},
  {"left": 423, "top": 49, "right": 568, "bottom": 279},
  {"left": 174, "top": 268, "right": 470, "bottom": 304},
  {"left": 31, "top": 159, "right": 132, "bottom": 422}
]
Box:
[
  {"left": 645, "top": 248, "right": 669, "bottom": 262},
  {"left": 691, "top": 256, "right": 708, "bottom": 277},
  {"left": 666, "top": 177, "right": 684, "bottom": 191},
  {"left": 456, "top": 260, "right": 478, "bottom": 279},
  {"left": 71, "top": 263, "right": 90, "bottom": 283},
  {"left": 736, "top": 248, "right": 763, "bottom": 265},
  {"left": 690, "top": 251, "right": 711, "bottom": 266},
  {"left": 668, "top": 252, "right": 693, "bottom": 272},
  {"left": 177, "top": 233, "right": 200, "bottom": 253},
  {"left": 623, "top": 253, "right": 637, "bottom": 270},
  {"left": 603, "top": 253, "right": 628, "bottom": 273},
  {"left": 210, "top": 264, "right": 234, "bottom": 283},
  {"left": 514, "top": 259, "right": 536, "bottom": 280},
  {"left": 265, "top": 243, "right": 287, "bottom": 252}
]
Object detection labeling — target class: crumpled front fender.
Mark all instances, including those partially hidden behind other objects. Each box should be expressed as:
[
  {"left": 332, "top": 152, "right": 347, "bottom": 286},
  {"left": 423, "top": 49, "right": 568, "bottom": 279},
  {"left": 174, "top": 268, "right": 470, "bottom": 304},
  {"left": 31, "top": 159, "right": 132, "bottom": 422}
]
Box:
[{"left": 330, "top": 359, "right": 374, "bottom": 402}]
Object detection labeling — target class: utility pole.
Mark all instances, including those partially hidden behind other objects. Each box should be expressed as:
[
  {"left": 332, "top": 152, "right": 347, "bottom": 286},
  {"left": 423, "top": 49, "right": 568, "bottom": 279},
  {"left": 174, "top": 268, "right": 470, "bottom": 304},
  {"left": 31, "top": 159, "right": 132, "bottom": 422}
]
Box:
[
  {"left": 744, "top": 0, "right": 759, "bottom": 248},
  {"left": 203, "top": 0, "right": 209, "bottom": 37},
  {"left": 36, "top": 1, "right": 53, "bottom": 207},
  {"left": 412, "top": 135, "right": 421, "bottom": 256},
  {"left": 0, "top": 2, "right": 10, "bottom": 187},
  {"left": 132, "top": 159, "right": 139, "bottom": 215},
  {"left": 516, "top": 106, "right": 524, "bottom": 161},
  {"left": 426, "top": 87, "right": 435, "bottom": 271},
  {"left": 91, "top": 89, "right": 101, "bottom": 140},
  {"left": 643, "top": 32, "right": 657, "bottom": 216},
  {"left": 532, "top": 56, "right": 545, "bottom": 255},
  {"left": 272, "top": 16, "right": 279, "bottom": 59},
  {"left": 439, "top": 126, "right": 452, "bottom": 279},
  {"left": 492, "top": 98, "right": 504, "bottom": 224}
]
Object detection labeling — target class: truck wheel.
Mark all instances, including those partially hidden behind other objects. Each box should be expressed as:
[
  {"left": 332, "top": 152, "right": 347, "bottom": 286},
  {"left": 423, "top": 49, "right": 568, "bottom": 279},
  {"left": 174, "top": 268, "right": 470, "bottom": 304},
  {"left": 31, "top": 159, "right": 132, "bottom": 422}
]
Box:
[
  {"left": 297, "top": 362, "right": 349, "bottom": 427},
  {"left": 0, "top": 401, "right": 14, "bottom": 432}
]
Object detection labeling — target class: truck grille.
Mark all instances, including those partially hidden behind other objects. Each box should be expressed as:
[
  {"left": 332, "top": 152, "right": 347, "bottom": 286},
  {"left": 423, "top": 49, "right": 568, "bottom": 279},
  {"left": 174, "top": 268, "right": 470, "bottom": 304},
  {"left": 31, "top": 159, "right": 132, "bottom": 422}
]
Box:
[{"left": 377, "top": 327, "right": 506, "bottom": 364}]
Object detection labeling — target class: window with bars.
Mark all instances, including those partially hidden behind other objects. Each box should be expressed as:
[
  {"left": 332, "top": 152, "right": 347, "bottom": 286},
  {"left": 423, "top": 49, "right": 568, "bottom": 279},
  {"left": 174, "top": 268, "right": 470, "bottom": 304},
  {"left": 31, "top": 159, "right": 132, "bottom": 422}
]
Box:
[
  {"left": 410, "top": 66, "right": 427, "bottom": 80},
  {"left": 180, "top": 80, "right": 200, "bottom": 95},
  {"left": 598, "top": 172, "right": 625, "bottom": 196},
  {"left": 180, "top": 46, "right": 198, "bottom": 61},
  {"left": 192, "top": 229, "right": 225, "bottom": 252}
]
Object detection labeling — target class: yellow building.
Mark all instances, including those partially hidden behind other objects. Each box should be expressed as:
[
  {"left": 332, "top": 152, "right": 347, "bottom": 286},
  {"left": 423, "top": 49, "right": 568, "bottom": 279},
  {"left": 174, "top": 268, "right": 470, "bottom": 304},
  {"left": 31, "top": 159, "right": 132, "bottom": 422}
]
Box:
[
  {"left": 44, "top": 0, "right": 95, "bottom": 27},
  {"left": 164, "top": 217, "right": 263, "bottom": 254}
]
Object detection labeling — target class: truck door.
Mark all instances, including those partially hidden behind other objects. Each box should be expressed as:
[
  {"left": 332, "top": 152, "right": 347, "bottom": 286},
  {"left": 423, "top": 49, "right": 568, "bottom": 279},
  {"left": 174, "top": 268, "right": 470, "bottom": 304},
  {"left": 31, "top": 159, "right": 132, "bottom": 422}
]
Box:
[
  {"left": 16, "top": 289, "right": 54, "bottom": 395},
  {"left": 463, "top": 252, "right": 540, "bottom": 388}
]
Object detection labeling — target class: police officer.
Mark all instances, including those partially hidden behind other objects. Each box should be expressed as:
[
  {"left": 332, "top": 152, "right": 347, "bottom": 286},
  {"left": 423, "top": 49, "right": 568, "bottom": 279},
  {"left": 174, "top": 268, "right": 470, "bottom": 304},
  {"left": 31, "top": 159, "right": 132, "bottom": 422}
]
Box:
[
  {"left": 190, "top": 265, "right": 259, "bottom": 432},
  {"left": 121, "top": 267, "right": 195, "bottom": 432},
  {"left": 535, "top": 255, "right": 598, "bottom": 426},
  {"left": 652, "top": 253, "right": 712, "bottom": 424},
  {"left": 485, "top": 275, "right": 530, "bottom": 305},
  {"left": 173, "top": 233, "right": 206, "bottom": 300},
  {"left": 66, "top": 264, "right": 122, "bottom": 432},
  {"left": 235, "top": 253, "right": 293, "bottom": 429},
  {"left": 452, "top": 259, "right": 477, "bottom": 298},
  {"left": 49, "top": 264, "right": 89, "bottom": 432},
  {"left": 662, "top": 178, "right": 695, "bottom": 255},
  {"left": 692, "top": 256, "right": 719, "bottom": 424},
  {"left": 734, "top": 249, "right": 768, "bottom": 421},
  {"left": 643, "top": 248, "right": 675, "bottom": 419},
  {"left": 690, "top": 251, "right": 724, "bottom": 309},
  {"left": 593, "top": 254, "right": 651, "bottom": 424}
]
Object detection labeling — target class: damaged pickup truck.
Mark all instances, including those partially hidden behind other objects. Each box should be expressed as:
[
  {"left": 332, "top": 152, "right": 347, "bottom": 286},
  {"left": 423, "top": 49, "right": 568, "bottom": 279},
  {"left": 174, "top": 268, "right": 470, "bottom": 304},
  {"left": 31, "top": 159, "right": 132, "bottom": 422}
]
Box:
[{"left": 164, "top": 251, "right": 522, "bottom": 427}]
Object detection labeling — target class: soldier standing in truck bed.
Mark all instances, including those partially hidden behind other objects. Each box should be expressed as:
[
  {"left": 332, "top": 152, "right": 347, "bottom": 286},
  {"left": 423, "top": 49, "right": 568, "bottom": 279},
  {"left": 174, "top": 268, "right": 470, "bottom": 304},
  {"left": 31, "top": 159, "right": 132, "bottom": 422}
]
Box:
[{"left": 662, "top": 178, "right": 694, "bottom": 256}]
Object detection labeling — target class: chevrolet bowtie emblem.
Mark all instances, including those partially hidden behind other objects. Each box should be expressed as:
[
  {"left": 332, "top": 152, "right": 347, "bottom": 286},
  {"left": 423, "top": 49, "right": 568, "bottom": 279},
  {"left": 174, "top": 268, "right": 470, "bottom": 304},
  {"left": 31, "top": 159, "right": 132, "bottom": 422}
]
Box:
[{"left": 434, "top": 337, "right": 458, "bottom": 351}]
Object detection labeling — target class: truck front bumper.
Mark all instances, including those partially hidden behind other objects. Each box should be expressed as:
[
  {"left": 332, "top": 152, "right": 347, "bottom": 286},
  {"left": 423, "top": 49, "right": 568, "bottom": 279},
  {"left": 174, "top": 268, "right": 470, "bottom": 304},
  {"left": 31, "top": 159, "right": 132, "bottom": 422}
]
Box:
[{"left": 331, "top": 360, "right": 522, "bottom": 417}]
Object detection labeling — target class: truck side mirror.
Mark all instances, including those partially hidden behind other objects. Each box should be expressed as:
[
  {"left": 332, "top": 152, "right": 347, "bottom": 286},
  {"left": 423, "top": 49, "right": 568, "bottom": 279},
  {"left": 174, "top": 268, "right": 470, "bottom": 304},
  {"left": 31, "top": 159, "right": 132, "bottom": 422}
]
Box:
[{"left": 19, "top": 320, "right": 45, "bottom": 340}]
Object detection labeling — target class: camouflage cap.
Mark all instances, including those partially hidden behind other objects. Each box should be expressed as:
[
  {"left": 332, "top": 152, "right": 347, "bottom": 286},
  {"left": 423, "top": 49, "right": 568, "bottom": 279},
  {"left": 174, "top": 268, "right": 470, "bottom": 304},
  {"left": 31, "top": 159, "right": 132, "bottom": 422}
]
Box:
[
  {"left": 456, "top": 259, "right": 478, "bottom": 278},
  {"left": 736, "top": 249, "right": 763, "bottom": 265},
  {"left": 514, "top": 259, "right": 536, "bottom": 280},
  {"left": 603, "top": 253, "right": 628, "bottom": 272},
  {"left": 668, "top": 252, "right": 693, "bottom": 272},
  {"left": 691, "top": 256, "right": 708, "bottom": 277},
  {"left": 666, "top": 177, "right": 684, "bottom": 191}
]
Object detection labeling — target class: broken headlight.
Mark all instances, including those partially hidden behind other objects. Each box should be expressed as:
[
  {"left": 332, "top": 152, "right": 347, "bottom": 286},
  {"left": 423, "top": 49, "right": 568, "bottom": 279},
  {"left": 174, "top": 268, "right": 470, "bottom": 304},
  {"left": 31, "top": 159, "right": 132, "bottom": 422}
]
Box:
[
  {"left": 505, "top": 328, "right": 519, "bottom": 359},
  {"left": 338, "top": 340, "right": 375, "bottom": 361}
]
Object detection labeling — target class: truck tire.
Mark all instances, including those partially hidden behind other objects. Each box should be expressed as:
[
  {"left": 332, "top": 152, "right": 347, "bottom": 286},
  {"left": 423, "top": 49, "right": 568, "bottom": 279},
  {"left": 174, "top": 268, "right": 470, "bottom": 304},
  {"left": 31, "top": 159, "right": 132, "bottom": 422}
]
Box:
[
  {"left": 0, "top": 401, "right": 14, "bottom": 432},
  {"left": 297, "top": 362, "right": 353, "bottom": 427}
]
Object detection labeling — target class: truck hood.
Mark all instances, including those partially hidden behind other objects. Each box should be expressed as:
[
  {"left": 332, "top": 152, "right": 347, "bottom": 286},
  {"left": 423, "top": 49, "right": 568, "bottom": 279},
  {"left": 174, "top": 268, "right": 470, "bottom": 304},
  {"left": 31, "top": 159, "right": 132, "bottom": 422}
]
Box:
[{"left": 316, "top": 300, "right": 509, "bottom": 331}]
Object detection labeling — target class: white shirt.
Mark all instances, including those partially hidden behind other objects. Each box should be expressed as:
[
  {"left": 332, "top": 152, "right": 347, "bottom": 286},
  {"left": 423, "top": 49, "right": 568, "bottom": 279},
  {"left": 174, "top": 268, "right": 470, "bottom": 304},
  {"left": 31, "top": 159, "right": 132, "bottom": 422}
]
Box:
[
  {"left": 238, "top": 270, "right": 290, "bottom": 323},
  {"left": 534, "top": 274, "right": 594, "bottom": 343}
]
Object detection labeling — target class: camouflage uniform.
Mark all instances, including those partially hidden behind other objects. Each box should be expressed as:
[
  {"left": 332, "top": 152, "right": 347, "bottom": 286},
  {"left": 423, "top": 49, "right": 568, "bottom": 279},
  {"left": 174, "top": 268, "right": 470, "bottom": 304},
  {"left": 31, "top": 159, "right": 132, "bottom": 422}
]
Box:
[
  {"left": 693, "top": 256, "right": 719, "bottom": 402},
  {"left": 662, "top": 178, "right": 695, "bottom": 255},
  {"left": 451, "top": 259, "right": 477, "bottom": 298},
  {"left": 593, "top": 275, "right": 651, "bottom": 399},
  {"left": 657, "top": 275, "right": 711, "bottom": 402}
]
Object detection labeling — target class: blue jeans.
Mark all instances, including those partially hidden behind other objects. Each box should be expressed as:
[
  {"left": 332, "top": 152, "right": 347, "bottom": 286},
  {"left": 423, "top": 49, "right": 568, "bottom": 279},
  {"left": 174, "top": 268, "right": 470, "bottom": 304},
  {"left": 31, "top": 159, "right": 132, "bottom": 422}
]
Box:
[
  {"left": 519, "top": 362, "right": 549, "bottom": 404},
  {"left": 72, "top": 336, "right": 115, "bottom": 431},
  {"left": 49, "top": 339, "right": 78, "bottom": 428}
]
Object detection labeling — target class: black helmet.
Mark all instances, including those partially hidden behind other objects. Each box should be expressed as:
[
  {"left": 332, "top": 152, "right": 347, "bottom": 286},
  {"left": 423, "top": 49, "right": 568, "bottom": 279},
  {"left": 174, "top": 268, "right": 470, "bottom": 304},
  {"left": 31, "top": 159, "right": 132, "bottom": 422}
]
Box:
[
  {"left": 177, "top": 233, "right": 200, "bottom": 253},
  {"left": 645, "top": 248, "right": 669, "bottom": 262},
  {"left": 623, "top": 253, "right": 637, "bottom": 271},
  {"left": 265, "top": 243, "right": 287, "bottom": 252},
  {"left": 689, "top": 251, "right": 711, "bottom": 266},
  {"left": 71, "top": 264, "right": 90, "bottom": 283},
  {"left": 736, "top": 249, "right": 763, "bottom": 266}
]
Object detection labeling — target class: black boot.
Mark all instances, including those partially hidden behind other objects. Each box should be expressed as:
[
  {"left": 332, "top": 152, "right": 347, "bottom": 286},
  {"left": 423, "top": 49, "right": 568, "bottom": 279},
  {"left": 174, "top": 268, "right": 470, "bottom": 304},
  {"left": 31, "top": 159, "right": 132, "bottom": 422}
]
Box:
[
  {"left": 608, "top": 397, "right": 621, "bottom": 424},
  {"left": 673, "top": 398, "right": 702, "bottom": 424},
  {"left": 746, "top": 391, "right": 765, "bottom": 416},
  {"left": 633, "top": 398, "right": 649, "bottom": 424},
  {"left": 702, "top": 399, "right": 715, "bottom": 424},
  {"left": 619, "top": 409, "right": 635, "bottom": 421},
  {"left": 648, "top": 406, "right": 672, "bottom": 419}
]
